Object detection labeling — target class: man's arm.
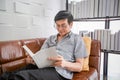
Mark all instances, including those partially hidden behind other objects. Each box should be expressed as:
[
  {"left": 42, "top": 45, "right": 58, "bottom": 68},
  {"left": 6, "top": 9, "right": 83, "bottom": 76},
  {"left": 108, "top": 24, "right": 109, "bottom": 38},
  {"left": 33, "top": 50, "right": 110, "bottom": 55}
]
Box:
[
  {"left": 48, "top": 55, "right": 84, "bottom": 72},
  {"left": 63, "top": 58, "right": 84, "bottom": 72}
]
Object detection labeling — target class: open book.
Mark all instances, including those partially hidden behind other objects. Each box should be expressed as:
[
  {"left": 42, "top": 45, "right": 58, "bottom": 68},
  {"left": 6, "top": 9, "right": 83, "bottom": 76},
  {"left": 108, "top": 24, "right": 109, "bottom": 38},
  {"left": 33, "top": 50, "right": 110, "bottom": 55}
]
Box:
[{"left": 23, "top": 45, "right": 58, "bottom": 68}]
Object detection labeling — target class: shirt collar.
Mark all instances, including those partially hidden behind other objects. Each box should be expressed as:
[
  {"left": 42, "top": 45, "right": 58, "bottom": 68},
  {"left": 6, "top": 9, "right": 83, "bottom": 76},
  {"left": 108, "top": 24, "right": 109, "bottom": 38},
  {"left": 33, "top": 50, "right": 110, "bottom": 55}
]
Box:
[
  {"left": 54, "top": 31, "right": 72, "bottom": 42},
  {"left": 64, "top": 31, "right": 72, "bottom": 38}
]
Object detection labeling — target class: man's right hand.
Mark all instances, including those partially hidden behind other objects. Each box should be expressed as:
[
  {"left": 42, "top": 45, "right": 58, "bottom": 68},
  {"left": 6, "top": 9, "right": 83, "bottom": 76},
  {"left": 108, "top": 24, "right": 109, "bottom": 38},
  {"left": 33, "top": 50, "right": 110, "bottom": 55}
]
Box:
[{"left": 26, "top": 55, "right": 35, "bottom": 64}]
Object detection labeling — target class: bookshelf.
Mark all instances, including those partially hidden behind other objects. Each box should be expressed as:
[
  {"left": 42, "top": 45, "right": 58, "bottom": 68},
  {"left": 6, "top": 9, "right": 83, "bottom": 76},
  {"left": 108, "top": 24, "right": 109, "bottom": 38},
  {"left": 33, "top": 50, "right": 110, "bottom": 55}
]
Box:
[
  {"left": 66, "top": 0, "right": 120, "bottom": 80},
  {"left": 101, "top": 50, "right": 120, "bottom": 55},
  {"left": 67, "top": 0, "right": 120, "bottom": 19}
]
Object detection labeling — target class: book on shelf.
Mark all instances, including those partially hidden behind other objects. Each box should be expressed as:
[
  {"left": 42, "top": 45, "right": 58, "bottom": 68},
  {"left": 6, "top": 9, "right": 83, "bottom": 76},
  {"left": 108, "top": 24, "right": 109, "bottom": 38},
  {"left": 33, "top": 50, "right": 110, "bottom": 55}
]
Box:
[
  {"left": 90, "top": 0, "right": 95, "bottom": 18},
  {"left": 79, "top": 30, "right": 89, "bottom": 37},
  {"left": 113, "top": 0, "right": 119, "bottom": 16},
  {"left": 81, "top": 1, "right": 85, "bottom": 18},
  {"left": 114, "top": 32, "right": 118, "bottom": 51},
  {"left": 23, "top": 45, "right": 58, "bottom": 68},
  {"left": 110, "top": 34, "right": 115, "bottom": 50},
  {"left": 96, "top": 29, "right": 111, "bottom": 50},
  {"left": 68, "top": 0, "right": 120, "bottom": 18},
  {"left": 106, "top": 29, "right": 111, "bottom": 50},
  {"left": 102, "top": 0, "right": 107, "bottom": 17},
  {"left": 94, "top": 0, "right": 99, "bottom": 17},
  {"left": 100, "top": 30, "right": 104, "bottom": 49},
  {"left": 98, "top": 0, "right": 103, "bottom": 17},
  {"left": 118, "top": 0, "right": 120, "bottom": 16},
  {"left": 118, "top": 31, "right": 120, "bottom": 51},
  {"left": 114, "top": 30, "right": 120, "bottom": 51},
  {"left": 105, "top": 0, "right": 110, "bottom": 16},
  {"left": 79, "top": 30, "right": 94, "bottom": 39}
]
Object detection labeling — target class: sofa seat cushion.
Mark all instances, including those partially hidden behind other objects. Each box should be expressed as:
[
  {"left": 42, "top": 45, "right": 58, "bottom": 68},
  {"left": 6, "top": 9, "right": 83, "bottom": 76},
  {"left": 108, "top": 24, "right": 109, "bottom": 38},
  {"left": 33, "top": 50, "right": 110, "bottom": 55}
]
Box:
[
  {"left": 72, "top": 67, "right": 98, "bottom": 80},
  {"left": 1, "top": 59, "right": 26, "bottom": 73}
]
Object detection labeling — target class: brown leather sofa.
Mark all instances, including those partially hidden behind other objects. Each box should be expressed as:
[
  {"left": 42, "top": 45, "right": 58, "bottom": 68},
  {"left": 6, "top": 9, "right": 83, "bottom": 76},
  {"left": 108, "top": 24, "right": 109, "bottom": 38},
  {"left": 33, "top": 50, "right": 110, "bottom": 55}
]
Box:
[{"left": 0, "top": 38, "right": 101, "bottom": 80}]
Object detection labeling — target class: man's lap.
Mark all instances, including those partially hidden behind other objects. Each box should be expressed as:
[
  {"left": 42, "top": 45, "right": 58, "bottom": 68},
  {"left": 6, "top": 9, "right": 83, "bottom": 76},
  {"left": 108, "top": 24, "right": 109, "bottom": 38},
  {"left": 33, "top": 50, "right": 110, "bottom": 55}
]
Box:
[{"left": 0, "top": 64, "right": 68, "bottom": 80}]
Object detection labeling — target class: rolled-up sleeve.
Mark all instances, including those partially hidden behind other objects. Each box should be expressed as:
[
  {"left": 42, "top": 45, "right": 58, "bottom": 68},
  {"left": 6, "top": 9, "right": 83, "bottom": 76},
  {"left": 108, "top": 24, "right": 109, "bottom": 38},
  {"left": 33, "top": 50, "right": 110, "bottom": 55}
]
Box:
[{"left": 74, "top": 36, "right": 88, "bottom": 59}]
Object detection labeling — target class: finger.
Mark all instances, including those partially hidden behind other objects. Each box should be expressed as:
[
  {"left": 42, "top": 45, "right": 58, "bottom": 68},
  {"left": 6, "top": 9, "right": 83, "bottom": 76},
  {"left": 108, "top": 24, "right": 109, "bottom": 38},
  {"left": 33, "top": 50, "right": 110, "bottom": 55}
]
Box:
[
  {"left": 48, "top": 56, "right": 62, "bottom": 61},
  {"left": 57, "top": 55, "right": 63, "bottom": 58},
  {"left": 48, "top": 54, "right": 62, "bottom": 59},
  {"left": 53, "top": 61, "right": 62, "bottom": 67}
]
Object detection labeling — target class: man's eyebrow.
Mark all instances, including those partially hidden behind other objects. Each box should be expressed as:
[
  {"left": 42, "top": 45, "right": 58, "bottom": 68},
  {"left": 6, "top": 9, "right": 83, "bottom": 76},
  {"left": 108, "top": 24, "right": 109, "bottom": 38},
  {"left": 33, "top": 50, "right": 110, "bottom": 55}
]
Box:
[
  {"left": 56, "top": 23, "right": 66, "bottom": 25},
  {"left": 61, "top": 23, "right": 66, "bottom": 25}
]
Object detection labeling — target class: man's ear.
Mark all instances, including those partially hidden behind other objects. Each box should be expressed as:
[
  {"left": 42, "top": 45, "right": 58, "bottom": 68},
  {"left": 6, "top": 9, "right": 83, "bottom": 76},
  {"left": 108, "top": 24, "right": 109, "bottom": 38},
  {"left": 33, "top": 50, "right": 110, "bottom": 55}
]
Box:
[{"left": 70, "top": 22, "right": 73, "bottom": 28}]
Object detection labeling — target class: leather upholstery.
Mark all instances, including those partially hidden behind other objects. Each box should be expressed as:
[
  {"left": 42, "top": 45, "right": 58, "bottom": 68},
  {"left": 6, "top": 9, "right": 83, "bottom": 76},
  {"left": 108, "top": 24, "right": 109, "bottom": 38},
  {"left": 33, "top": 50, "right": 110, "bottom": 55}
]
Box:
[
  {"left": 21, "top": 39, "right": 41, "bottom": 53},
  {"left": 0, "top": 38, "right": 101, "bottom": 80},
  {"left": 89, "top": 40, "right": 101, "bottom": 80},
  {"left": 0, "top": 65, "right": 2, "bottom": 75},
  {"left": 0, "top": 40, "right": 25, "bottom": 64}
]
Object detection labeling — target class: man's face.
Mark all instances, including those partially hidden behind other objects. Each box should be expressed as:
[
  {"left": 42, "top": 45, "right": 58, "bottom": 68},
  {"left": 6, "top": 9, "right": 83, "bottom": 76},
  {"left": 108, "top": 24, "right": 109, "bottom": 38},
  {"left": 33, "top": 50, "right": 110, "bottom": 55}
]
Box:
[{"left": 55, "top": 19, "right": 73, "bottom": 36}]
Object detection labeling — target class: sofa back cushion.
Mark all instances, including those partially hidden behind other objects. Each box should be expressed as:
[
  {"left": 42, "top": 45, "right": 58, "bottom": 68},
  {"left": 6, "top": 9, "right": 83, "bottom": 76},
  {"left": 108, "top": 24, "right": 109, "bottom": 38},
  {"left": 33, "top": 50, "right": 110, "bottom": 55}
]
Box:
[
  {"left": 0, "top": 40, "right": 25, "bottom": 64},
  {"left": 89, "top": 40, "right": 101, "bottom": 78},
  {"left": 21, "top": 38, "right": 46, "bottom": 54},
  {"left": 21, "top": 39, "right": 41, "bottom": 54},
  {"left": 0, "top": 40, "right": 26, "bottom": 72},
  {"left": 37, "top": 38, "right": 46, "bottom": 49}
]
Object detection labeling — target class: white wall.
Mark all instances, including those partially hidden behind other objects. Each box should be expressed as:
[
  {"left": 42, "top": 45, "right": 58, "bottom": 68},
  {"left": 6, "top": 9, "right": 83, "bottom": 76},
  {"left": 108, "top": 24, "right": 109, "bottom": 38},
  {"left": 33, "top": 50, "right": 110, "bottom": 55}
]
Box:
[
  {"left": 71, "top": 21, "right": 105, "bottom": 34},
  {"left": 0, "top": 0, "right": 65, "bottom": 41}
]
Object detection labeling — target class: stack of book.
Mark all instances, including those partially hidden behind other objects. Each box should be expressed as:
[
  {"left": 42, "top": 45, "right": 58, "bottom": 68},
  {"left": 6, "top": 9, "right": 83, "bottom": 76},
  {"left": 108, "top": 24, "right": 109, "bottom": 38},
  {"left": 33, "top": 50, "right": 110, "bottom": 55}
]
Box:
[
  {"left": 79, "top": 30, "right": 120, "bottom": 51},
  {"left": 68, "top": 0, "right": 120, "bottom": 19}
]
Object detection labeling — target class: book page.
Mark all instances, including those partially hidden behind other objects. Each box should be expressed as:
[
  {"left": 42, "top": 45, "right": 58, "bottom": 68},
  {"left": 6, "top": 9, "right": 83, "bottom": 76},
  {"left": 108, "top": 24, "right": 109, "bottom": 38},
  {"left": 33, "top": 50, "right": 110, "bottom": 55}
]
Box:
[
  {"left": 23, "top": 45, "right": 34, "bottom": 57},
  {"left": 23, "top": 45, "right": 58, "bottom": 68}
]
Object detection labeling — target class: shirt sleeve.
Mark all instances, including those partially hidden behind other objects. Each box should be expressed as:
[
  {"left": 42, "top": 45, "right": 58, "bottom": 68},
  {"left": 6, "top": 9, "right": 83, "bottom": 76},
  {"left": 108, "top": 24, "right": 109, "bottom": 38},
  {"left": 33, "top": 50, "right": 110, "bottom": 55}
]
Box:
[{"left": 74, "top": 35, "right": 88, "bottom": 59}]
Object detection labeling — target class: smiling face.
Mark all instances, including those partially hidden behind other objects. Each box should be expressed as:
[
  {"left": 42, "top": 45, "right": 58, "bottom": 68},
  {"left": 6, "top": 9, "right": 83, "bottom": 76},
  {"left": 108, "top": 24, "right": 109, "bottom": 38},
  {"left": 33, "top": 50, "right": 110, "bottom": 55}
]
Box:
[{"left": 55, "top": 18, "right": 73, "bottom": 37}]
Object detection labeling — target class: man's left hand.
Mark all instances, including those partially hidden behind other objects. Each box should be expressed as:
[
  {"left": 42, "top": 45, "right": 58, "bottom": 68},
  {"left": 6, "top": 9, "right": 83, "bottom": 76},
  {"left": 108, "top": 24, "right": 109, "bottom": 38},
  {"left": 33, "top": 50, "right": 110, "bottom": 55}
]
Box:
[{"left": 48, "top": 55, "right": 67, "bottom": 68}]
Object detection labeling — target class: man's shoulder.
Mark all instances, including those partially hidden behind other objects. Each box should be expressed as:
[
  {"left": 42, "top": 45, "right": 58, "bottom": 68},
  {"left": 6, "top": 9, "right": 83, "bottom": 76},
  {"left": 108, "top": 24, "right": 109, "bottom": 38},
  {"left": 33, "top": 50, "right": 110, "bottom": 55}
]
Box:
[
  {"left": 47, "top": 34, "right": 56, "bottom": 41},
  {"left": 49, "top": 34, "right": 56, "bottom": 38},
  {"left": 71, "top": 32, "right": 82, "bottom": 39}
]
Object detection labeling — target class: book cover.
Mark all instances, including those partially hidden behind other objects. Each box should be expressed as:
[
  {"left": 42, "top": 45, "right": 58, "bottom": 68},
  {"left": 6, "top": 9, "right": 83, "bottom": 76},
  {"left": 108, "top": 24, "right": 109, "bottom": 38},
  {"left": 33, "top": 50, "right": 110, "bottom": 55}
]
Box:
[{"left": 23, "top": 45, "right": 58, "bottom": 68}]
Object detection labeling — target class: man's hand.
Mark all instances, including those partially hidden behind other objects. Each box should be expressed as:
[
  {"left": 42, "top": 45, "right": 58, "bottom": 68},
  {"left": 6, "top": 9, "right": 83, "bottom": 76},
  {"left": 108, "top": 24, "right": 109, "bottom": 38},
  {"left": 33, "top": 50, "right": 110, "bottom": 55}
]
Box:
[
  {"left": 48, "top": 55, "right": 67, "bottom": 68},
  {"left": 48, "top": 55, "right": 83, "bottom": 72},
  {"left": 26, "top": 55, "right": 35, "bottom": 64}
]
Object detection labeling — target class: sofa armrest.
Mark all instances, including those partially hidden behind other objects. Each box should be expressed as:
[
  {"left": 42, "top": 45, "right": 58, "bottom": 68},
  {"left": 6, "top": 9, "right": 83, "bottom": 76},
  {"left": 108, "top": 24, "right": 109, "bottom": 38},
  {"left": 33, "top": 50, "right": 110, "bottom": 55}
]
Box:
[
  {"left": 72, "top": 67, "right": 98, "bottom": 80},
  {"left": 1, "top": 59, "right": 26, "bottom": 73}
]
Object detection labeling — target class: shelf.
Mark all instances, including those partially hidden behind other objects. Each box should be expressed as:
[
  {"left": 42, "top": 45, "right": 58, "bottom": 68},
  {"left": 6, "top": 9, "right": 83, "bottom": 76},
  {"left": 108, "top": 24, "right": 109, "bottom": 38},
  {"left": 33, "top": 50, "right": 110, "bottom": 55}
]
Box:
[
  {"left": 101, "top": 49, "right": 120, "bottom": 54},
  {"left": 73, "top": 16, "right": 120, "bottom": 22},
  {"left": 67, "top": 0, "right": 120, "bottom": 22}
]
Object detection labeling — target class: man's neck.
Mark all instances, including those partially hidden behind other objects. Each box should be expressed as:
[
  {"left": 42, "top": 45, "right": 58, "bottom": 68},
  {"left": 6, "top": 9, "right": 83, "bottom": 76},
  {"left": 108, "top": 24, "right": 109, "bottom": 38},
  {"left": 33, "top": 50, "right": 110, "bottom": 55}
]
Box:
[
  {"left": 57, "top": 31, "right": 71, "bottom": 41},
  {"left": 58, "top": 31, "right": 70, "bottom": 37}
]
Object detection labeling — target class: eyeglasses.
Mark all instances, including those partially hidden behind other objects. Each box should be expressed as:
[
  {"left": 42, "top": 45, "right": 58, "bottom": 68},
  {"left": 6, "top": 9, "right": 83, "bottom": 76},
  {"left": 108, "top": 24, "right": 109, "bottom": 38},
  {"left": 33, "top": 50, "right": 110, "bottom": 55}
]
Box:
[{"left": 54, "top": 24, "right": 68, "bottom": 29}]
